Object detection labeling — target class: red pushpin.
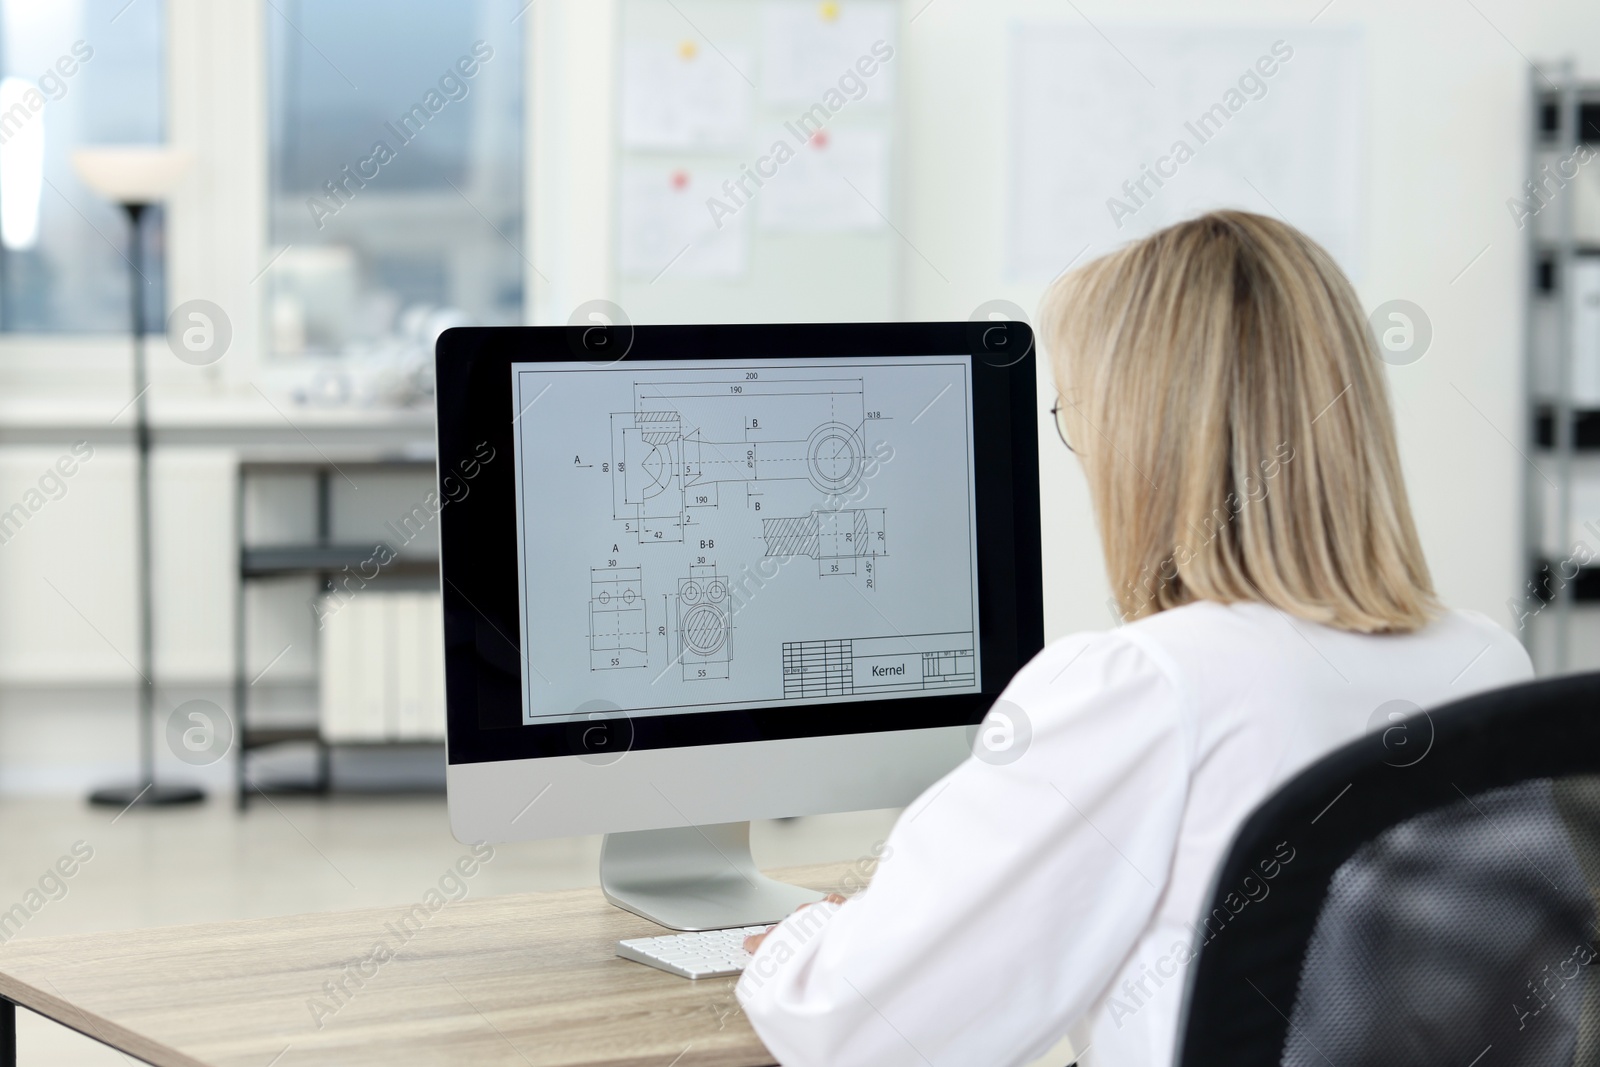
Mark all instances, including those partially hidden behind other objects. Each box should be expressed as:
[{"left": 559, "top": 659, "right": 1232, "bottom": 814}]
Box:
[
  {"left": 809, "top": 129, "right": 830, "bottom": 149},
  {"left": 670, "top": 169, "right": 690, "bottom": 190}
]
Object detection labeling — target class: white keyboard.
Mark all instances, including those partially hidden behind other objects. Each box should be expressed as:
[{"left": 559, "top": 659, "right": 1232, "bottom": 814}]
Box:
[{"left": 616, "top": 925, "right": 773, "bottom": 979}]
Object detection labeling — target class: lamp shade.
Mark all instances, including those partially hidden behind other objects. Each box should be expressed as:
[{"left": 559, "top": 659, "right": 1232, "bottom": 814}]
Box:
[{"left": 71, "top": 146, "right": 193, "bottom": 204}]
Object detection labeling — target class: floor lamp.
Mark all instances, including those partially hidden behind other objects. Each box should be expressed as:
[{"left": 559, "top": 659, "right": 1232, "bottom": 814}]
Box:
[{"left": 72, "top": 147, "right": 203, "bottom": 807}]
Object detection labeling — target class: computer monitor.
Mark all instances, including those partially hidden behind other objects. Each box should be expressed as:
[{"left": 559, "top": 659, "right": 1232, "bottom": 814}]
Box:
[{"left": 436, "top": 322, "right": 1043, "bottom": 929}]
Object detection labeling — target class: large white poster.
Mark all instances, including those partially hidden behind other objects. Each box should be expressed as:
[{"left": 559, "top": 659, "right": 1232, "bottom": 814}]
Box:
[{"left": 1008, "top": 26, "right": 1364, "bottom": 281}]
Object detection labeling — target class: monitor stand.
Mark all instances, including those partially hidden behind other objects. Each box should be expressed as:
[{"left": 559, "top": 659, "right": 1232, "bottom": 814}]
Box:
[{"left": 600, "top": 821, "right": 821, "bottom": 931}]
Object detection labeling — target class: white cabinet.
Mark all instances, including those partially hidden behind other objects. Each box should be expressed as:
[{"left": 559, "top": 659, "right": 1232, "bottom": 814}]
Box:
[
  {"left": 0, "top": 443, "right": 139, "bottom": 684},
  {"left": 153, "top": 448, "right": 237, "bottom": 682},
  {"left": 0, "top": 443, "right": 236, "bottom": 686}
]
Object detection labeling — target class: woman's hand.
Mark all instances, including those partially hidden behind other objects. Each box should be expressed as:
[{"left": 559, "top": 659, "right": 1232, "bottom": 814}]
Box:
[{"left": 743, "top": 893, "right": 847, "bottom": 954}]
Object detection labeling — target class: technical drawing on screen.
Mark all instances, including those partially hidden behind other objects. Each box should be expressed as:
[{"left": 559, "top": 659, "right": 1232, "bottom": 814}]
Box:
[{"left": 510, "top": 356, "right": 982, "bottom": 724}]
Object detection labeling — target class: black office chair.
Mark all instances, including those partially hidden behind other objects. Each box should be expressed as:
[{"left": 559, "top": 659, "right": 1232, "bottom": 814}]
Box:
[{"left": 1173, "top": 671, "right": 1600, "bottom": 1067}]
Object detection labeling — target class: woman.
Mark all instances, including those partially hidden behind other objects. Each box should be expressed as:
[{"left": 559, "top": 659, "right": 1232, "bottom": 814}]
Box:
[{"left": 734, "top": 211, "right": 1532, "bottom": 1067}]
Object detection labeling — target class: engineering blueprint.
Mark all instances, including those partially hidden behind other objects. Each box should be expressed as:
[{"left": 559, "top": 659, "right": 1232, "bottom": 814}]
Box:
[{"left": 511, "top": 357, "right": 981, "bottom": 724}]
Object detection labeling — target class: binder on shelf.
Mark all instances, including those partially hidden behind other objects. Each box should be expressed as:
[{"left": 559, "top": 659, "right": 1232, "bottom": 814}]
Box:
[
  {"left": 1574, "top": 256, "right": 1600, "bottom": 408},
  {"left": 319, "top": 590, "right": 447, "bottom": 743},
  {"left": 422, "top": 596, "right": 448, "bottom": 739},
  {"left": 395, "top": 593, "right": 425, "bottom": 739},
  {"left": 318, "top": 594, "right": 360, "bottom": 740}
]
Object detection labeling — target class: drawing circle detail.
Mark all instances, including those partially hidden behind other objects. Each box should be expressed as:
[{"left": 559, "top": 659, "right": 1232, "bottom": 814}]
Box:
[
  {"left": 706, "top": 580, "right": 726, "bottom": 603},
  {"left": 597, "top": 590, "right": 610, "bottom": 605},
  {"left": 805, "top": 423, "right": 864, "bottom": 495},
  {"left": 681, "top": 581, "right": 701, "bottom": 604},
  {"left": 681, "top": 604, "right": 727, "bottom": 656},
  {"left": 621, "top": 588, "right": 635, "bottom": 605}
]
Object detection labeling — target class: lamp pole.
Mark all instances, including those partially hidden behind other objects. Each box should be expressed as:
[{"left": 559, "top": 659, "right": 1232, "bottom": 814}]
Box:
[{"left": 87, "top": 202, "right": 202, "bottom": 808}]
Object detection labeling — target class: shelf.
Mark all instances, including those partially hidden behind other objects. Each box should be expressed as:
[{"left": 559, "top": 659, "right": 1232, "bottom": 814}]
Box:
[
  {"left": 240, "top": 726, "right": 321, "bottom": 749},
  {"left": 323, "top": 738, "right": 445, "bottom": 747},
  {"left": 1531, "top": 562, "right": 1600, "bottom": 603},
  {"left": 1536, "top": 98, "right": 1600, "bottom": 143},
  {"left": 235, "top": 457, "right": 446, "bottom": 808},
  {"left": 239, "top": 456, "right": 437, "bottom": 474},
  {"left": 249, "top": 780, "right": 445, "bottom": 799},
  {"left": 1532, "top": 245, "right": 1600, "bottom": 260},
  {"left": 241, "top": 727, "right": 444, "bottom": 750},
  {"left": 1534, "top": 407, "right": 1600, "bottom": 450},
  {"left": 242, "top": 544, "right": 440, "bottom": 576},
  {"left": 1525, "top": 73, "right": 1600, "bottom": 671}
]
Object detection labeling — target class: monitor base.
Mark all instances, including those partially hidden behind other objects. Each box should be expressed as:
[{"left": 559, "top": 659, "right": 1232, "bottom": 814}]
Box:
[{"left": 600, "top": 821, "right": 822, "bottom": 931}]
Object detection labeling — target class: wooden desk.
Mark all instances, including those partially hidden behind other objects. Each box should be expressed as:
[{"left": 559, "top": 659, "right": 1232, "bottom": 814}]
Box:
[{"left": 0, "top": 864, "right": 845, "bottom": 1066}]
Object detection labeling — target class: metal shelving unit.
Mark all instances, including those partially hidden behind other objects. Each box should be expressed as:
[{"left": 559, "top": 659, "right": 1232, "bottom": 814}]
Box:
[
  {"left": 1525, "top": 63, "right": 1600, "bottom": 674},
  {"left": 234, "top": 459, "right": 440, "bottom": 809}
]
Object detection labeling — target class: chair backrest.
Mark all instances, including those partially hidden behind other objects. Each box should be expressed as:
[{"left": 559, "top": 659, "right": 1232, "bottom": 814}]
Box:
[{"left": 1174, "top": 671, "right": 1600, "bottom": 1067}]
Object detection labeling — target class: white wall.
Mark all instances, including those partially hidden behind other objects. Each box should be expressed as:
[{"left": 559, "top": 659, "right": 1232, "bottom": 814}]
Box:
[
  {"left": 4, "top": 0, "right": 1595, "bottom": 793},
  {"left": 527, "top": 0, "right": 1600, "bottom": 639},
  {"left": 889, "top": 0, "right": 1600, "bottom": 638}
]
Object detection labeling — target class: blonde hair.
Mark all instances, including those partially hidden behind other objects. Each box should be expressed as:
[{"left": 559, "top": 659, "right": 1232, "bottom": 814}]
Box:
[{"left": 1042, "top": 210, "right": 1437, "bottom": 633}]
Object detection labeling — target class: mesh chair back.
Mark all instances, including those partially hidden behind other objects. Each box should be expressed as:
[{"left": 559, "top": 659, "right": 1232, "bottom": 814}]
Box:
[{"left": 1174, "top": 672, "right": 1600, "bottom": 1067}]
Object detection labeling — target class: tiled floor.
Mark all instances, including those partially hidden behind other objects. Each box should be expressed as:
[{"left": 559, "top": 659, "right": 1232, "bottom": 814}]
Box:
[{"left": 0, "top": 794, "right": 900, "bottom": 1065}]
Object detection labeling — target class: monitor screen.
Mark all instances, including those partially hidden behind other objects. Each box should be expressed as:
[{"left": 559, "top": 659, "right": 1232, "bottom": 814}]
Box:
[
  {"left": 509, "top": 356, "right": 982, "bottom": 725},
  {"left": 435, "top": 322, "right": 1041, "bottom": 766}
]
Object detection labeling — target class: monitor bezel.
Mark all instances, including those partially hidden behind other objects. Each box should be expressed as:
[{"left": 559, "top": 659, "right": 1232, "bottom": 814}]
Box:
[{"left": 435, "top": 322, "right": 1043, "bottom": 766}]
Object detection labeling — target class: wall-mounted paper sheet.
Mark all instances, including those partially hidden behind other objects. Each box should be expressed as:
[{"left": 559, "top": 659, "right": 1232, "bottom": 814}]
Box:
[
  {"left": 620, "top": 39, "right": 752, "bottom": 151},
  {"left": 760, "top": 0, "right": 897, "bottom": 107},
  {"left": 758, "top": 127, "right": 888, "bottom": 232},
  {"left": 1007, "top": 26, "right": 1364, "bottom": 281},
  {"left": 618, "top": 165, "right": 749, "bottom": 280}
]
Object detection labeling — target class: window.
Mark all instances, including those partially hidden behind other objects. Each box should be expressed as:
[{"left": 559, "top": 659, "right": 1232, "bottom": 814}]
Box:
[
  {"left": 266, "top": 0, "right": 525, "bottom": 360},
  {"left": 0, "top": 0, "right": 164, "bottom": 333}
]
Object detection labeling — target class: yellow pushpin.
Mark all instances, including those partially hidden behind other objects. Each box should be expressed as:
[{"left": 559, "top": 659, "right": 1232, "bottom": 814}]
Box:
[
  {"left": 677, "top": 39, "right": 698, "bottom": 60},
  {"left": 819, "top": 2, "right": 840, "bottom": 21}
]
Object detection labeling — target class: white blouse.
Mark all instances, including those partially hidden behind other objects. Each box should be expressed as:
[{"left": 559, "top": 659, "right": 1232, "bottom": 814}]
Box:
[{"left": 736, "top": 600, "right": 1533, "bottom": 1067}]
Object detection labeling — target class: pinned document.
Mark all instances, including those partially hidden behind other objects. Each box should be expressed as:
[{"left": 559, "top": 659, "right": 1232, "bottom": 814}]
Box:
[
  {"left": 760, "top": 0, "right": 897, "bottom": 106},
  {"left": 618, "top": 164, "right": 749, "bottom": 280},
  {"left": 758, "top": 126, "right": 888, "bottom": 232},
  {"left": 620, "top": 39, "right": 752, "bottom": 151}
]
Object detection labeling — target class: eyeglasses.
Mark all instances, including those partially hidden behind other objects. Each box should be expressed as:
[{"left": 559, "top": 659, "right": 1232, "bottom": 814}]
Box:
[{"left": 1049, "top": 399, "right": 1077, "bottom": 454}]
